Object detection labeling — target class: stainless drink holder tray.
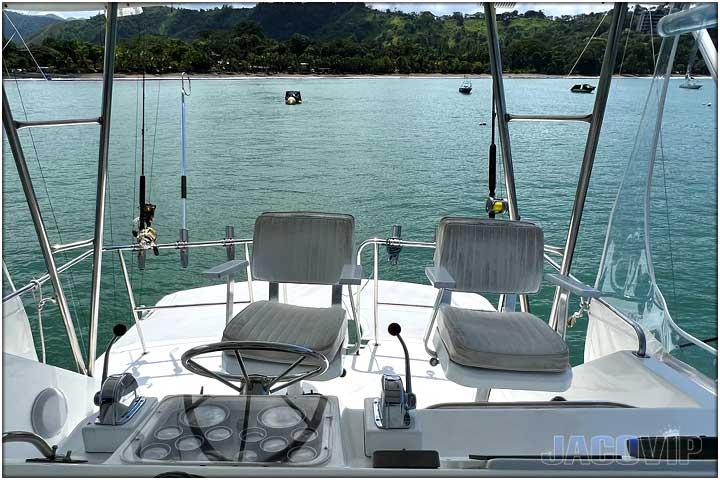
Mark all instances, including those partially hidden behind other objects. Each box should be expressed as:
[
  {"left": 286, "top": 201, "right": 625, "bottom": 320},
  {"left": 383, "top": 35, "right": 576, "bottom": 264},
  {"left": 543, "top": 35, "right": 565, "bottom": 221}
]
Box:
[{"left": 120, "top": 395, "right": 332, "bottom": 466}]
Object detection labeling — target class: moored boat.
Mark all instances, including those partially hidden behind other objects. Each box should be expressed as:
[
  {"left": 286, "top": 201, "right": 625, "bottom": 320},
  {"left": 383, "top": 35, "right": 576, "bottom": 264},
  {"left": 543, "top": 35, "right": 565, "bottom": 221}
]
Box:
[{"left": 570, "top": 83, "right": 596, "bottom": 93}]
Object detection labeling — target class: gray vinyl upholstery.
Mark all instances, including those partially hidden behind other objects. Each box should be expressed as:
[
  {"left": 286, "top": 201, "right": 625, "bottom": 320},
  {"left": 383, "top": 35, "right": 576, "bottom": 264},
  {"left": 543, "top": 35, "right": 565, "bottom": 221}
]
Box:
[
  {"left": 223, "top": 301, "right": 346, "bottom": 363},
  {"left": 436, "top": 304, "right": 569, "bottom": 372},
  {"left": 434, "top": 217, "right": 544, "bottom": 294},
  {"left": 251, "top": 212, "right": 355, "bottom": 285}
]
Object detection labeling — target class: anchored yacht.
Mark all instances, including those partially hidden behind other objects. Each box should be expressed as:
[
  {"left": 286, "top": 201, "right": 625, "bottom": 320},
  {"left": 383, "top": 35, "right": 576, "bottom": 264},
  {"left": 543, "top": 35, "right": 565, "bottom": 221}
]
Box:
[{"left": 1, "top": 2, "right": 718, "bottom": 477}]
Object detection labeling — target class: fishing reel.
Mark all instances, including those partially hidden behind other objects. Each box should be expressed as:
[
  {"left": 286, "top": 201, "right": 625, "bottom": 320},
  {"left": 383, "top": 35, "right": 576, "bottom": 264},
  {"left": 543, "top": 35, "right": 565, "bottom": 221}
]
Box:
[
  {"left": 485, "top": 196, "right": 508, "bottom": 217},
  {"left": 132, "top": 203, "right": 159, "bottom": 269}
]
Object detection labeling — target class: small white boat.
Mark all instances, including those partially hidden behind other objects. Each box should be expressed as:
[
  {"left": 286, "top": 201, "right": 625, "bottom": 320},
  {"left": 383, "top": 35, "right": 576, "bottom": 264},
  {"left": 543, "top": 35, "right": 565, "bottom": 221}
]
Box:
[{"left": 680, "top": 73, "right": 703, "bottom": 89}]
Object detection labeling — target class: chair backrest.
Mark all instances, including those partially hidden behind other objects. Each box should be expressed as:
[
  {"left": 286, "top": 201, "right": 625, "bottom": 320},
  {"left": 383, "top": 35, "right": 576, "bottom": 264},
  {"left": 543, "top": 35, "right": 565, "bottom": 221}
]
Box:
[
  {"left": 434, "top": 217, "right": 544, "bottom": 294},
  {"left": 251, "top": 212, "right": 355, "bottom": 285}
]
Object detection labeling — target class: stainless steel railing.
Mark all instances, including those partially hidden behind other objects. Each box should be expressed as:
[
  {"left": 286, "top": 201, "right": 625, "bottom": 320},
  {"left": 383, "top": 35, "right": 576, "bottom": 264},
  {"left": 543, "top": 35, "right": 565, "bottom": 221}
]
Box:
[
  {"left": 4, "top": 232, "right": 700, "bottom": 365},
  {"left": 355, "top": 237, "right": 435, "bottom": 345}
]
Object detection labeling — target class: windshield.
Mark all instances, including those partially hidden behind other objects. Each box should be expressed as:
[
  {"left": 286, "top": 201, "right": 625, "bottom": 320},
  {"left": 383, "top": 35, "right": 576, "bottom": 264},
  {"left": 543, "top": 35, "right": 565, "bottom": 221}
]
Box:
[{"left": 596, "top": 29, "right": 717, "bottom": 378}]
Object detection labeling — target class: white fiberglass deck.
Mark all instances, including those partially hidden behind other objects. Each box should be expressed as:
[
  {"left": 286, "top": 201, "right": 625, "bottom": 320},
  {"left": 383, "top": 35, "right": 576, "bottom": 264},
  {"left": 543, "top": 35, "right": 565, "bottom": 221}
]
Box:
[
  {"left": 3, "top": 279, "right": 716, "bottom": 476},
  {"left": 106, "top": 280, "right": 715, "bottom": 411},
  {"left": 107, "top": 280, "right": 495, "bottom": 408}
]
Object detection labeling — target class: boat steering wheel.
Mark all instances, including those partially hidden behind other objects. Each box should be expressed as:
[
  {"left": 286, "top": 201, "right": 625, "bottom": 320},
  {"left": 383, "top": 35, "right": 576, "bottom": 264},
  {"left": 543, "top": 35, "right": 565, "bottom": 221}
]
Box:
[{"left": 181, "top": 341, "right": 328, "bottom": 395}]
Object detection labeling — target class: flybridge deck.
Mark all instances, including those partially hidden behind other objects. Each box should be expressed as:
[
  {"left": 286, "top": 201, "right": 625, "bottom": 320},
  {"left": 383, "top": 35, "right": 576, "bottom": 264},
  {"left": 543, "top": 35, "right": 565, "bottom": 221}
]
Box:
[{"left": 3, "top": 280, "right": 716, "bottom": 476}]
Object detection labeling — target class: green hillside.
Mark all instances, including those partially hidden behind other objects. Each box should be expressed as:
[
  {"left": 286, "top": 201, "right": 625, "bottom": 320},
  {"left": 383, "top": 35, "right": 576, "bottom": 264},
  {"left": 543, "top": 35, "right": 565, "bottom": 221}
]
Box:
[
  {"left": 3, "top": 10, "right": 65, "bottom": 42},
  {"left": 3, "top": 4, "right": 707, "bottom": 76}
]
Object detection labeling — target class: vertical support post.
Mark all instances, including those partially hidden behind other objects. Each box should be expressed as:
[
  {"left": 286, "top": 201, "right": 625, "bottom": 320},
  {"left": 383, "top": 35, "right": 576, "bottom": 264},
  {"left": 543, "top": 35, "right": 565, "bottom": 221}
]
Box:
[
  {"left": 346, "top": 284, "right": 362, "bottom": 355},
  {"left": 2, "top": 90, "right": 87, "bottom": 375},
  {"left": 549, "top": 3, "right": 627, "bottom": 335},
  {"left": 244, "top": 242, "right": 254, "bottom": 303},
  {"left": 117, "top": 251, "right": 147, "bottom": 354},
  {"left": 373, "top": 242, "right": 380, "bottom": 345},
  {"left": 87, "top": 3, "right": 119, "bottom": 376},
  {"left": 693, "top": 29, "right": 718, "bottom": 84},
  {"left": 484, "top": 3, "right": 529, "bottom": 313},
  {"left": 225, "top": 225, "right": 235, "bottom": 260},
  {"left": 225, "top": 275, "right": 234, "bottom": 325}
]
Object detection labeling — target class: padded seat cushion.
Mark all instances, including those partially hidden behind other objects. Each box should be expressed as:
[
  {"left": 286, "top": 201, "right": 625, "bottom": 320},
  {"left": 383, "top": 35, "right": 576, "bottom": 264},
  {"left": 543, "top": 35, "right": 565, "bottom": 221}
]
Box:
[
  {"left": 222, "top": 300, "right": 346, "bottom": 362},
  {"left": 436, "top": 304, "right": 569, "bottom": 372}
]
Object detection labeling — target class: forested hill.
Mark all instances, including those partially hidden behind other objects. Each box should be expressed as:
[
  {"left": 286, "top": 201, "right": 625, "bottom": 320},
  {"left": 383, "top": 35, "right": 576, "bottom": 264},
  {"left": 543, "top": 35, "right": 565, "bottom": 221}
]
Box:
[
  {"left": 3, "top": 3, "right": 706, "bottom": 76},
  {"left": 3, "top": 10, "right": 64, "bottom": 40}
]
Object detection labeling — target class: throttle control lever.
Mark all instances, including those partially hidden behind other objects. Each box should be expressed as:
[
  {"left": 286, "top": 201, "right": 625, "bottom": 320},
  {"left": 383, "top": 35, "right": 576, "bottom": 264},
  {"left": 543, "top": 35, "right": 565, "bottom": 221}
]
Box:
[{"left": 376, "top": 323, "right": 416, "bottom": 429}]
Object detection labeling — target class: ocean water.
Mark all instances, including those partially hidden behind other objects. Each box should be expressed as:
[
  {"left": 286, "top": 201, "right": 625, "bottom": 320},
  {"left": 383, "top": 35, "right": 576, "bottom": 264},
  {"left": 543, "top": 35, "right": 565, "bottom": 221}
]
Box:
[{"left": 2, "top": 76, "right": 717, "bottom": 375}]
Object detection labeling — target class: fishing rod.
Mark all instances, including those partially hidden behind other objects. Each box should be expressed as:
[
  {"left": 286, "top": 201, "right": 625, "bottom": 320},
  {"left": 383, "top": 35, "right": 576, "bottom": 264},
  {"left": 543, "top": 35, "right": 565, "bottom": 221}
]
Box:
[
  {"left": 486, "top": 83, "right": 507, "bottom": 218},
  {"left": 487, "top": 88, "right": 497, "bottom": 218},
  {"left": 179, "top": 72, "right": 191, "bottom": 268},
  {"left": 132, "top": 61, "right": 158, "bottom": 269}
]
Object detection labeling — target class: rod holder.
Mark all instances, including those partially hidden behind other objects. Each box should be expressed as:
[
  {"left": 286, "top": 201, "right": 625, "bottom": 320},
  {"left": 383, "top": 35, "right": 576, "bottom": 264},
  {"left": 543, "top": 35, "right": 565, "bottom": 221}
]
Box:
[
  {"left": 387, "top": 225, "right": 402, "bottom": 265},
  {"left": 179, "top": 228, "right": 189, "bottom": 268},
  {"left": 225, "top": 225, "right": 235, "bottom": 260}
]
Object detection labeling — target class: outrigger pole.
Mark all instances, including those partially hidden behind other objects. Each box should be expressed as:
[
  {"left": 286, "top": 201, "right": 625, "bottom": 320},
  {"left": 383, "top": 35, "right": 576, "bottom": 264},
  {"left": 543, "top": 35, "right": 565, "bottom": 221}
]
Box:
[
  {"left": 87, "top": 2, "right": 119, "bottom": 376},
  {"left": 179, "top": 73, "right": 191, "bottom": 268}
]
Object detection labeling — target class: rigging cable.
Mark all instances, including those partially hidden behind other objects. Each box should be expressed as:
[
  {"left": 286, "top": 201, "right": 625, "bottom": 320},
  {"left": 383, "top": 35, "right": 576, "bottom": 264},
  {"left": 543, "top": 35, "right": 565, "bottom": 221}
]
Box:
[
  {"left": 649, "top": 10, "right": 657, "bottom": 67},
  {"left": 2, "top": 59, "right": 87, "bottom": 360},
  {"left": 2, "top": 11, "right": 48, "bottom": 80},
  {"left": 647, "top": 7, "right": 675, "bottom": 309},
  {"left": 31, "top": 281, "right": 49, "bottom": 364},
  {"left": 3, "top": 33, "right": 18, "bottom": 51},
  {"left": 566, "top": 11, "right": 610, "bottom": 78},
  {"left": 148, "top": 76, "right": 162, "bottom": 201},
  {"left": 618, "top": 8, "right": 636, "bottom": 75}
]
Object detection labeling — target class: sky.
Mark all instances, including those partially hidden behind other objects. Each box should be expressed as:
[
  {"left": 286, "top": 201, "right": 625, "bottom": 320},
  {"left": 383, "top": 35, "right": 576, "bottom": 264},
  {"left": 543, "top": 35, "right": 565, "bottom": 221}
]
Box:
[{"left": 24, "top": 2, "right": 612, "bottom": 20}]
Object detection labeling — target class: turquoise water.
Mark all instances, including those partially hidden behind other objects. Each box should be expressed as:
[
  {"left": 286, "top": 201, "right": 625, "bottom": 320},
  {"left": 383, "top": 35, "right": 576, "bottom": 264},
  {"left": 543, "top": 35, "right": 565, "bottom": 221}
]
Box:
[{"left": 2, "top": 77, "right": 717, "bottom": 374}]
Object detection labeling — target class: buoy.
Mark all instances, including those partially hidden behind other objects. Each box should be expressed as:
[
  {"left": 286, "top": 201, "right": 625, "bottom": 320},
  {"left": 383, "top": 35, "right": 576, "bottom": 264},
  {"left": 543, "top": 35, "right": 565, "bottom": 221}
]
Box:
[
  {"left": 479, "top": 121, "right": 487, "bottom": 126},
  {"left": 286, "top": 96, "right": 297, "bottom": 105}
]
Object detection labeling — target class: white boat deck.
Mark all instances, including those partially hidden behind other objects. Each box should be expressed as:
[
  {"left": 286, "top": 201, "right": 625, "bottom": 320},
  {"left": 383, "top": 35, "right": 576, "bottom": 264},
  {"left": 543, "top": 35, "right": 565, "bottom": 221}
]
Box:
[
  {"left": 107, "top": 280, "right": 716, "bottom": 411},
  {"left": 108, "top": 280, "right": 496, "bottom": 408},
  {"left": 3, "top": 280, "right": 717, "bottom": 476}
]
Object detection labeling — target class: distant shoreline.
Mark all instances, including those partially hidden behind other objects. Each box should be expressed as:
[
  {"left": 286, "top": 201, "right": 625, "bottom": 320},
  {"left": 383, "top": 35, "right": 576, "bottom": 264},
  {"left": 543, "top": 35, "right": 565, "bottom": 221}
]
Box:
[{"left": 6, "top": 72, "right": 700, "bottom": 81}]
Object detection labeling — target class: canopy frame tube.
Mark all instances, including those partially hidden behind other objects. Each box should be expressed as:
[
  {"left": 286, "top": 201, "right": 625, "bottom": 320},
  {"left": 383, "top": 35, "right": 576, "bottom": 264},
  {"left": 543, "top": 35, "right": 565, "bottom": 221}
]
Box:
[
  {"left": 87, "top": 2, "right": 119, "bottom": 376},
  {"left": 1, "top": 89, "right": 87, "bottom": 375},
  {"left": 549, "top": 3, "right": 628, "bottom": 337}
]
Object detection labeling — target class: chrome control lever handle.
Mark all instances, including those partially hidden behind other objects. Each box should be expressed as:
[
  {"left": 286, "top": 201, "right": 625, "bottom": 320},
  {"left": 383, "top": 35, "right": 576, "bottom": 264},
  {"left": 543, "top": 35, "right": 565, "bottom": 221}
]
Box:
[{"left": 376, "top": 323, "right": 416, "bottom": 429}]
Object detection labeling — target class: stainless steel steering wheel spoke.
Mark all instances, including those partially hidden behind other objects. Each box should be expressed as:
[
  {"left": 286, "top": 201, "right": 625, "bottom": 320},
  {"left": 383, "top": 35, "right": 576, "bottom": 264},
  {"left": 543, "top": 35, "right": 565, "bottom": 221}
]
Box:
[
  {"left": 181, "top": 341, "right": 329, "bottom": 395},
  {"left": 186, "top": 357, "right": 244, "bottom": 394},
  {"left": 265, "top": 354, "right": 306, "bottom": 392},
  {"left": 233, "top": 349, "right": 251, "bottom": 393}
]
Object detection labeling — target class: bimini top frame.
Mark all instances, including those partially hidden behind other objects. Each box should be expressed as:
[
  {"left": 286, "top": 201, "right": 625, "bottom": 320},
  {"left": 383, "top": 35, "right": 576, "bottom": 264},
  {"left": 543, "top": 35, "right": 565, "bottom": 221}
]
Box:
[
  {"left": 4, "top": 2, "right": 711, "bottom": 375},
  {"left": 483, "top": 3, "right": 627, "bottom": 335}
]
